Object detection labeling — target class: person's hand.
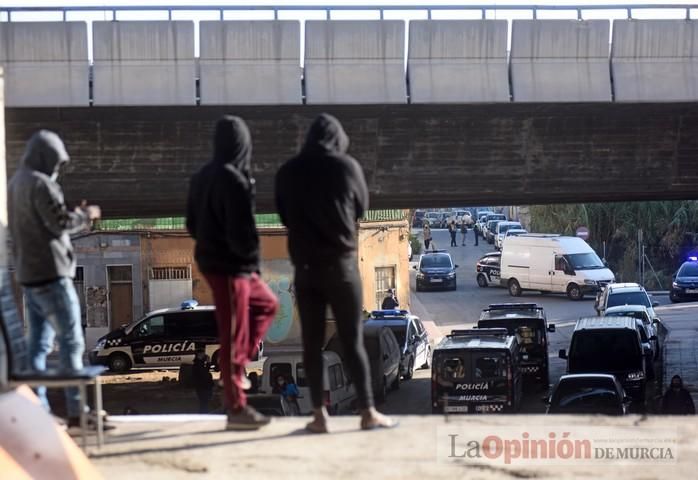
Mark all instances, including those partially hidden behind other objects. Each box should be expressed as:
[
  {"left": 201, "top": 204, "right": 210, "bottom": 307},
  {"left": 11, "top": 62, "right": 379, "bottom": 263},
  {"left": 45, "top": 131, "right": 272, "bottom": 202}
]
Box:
[{"left": 76, "top": 200, "right": 101, "bottom": 221}]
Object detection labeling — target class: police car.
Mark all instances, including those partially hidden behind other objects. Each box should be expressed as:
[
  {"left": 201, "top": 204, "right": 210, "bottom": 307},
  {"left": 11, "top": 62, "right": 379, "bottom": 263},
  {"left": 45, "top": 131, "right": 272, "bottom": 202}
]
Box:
[{"left": 89, "top": 300, "right": 220, "bottom": 373}]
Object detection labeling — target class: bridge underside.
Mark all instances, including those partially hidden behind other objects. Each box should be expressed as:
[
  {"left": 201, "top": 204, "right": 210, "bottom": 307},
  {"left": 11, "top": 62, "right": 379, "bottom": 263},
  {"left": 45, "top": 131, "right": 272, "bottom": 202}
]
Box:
[{"left": 5, "top": 103, "right": 698, "bottom": 218}]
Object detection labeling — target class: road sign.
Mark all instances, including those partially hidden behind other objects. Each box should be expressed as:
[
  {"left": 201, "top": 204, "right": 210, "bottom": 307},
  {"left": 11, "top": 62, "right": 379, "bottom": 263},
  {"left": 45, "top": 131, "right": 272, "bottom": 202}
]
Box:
[{"left": 576, "top": 226, "right": 590, "bottom": 240}]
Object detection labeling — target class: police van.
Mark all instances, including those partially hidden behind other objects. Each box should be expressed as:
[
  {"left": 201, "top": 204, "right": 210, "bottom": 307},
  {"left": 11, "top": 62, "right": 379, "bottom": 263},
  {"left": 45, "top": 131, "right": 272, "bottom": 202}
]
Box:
[
  {"left": 431, "top": 328, "right": 523, "bottom": 414},
  {"left": 89, "top": 301, "right": 220, "bottom": 373}
]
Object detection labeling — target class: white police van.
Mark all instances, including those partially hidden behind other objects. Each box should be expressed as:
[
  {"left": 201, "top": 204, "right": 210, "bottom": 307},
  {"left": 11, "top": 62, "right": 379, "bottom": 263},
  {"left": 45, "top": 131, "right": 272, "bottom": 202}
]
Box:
[{"left": 89, "top": 300, "right": 221, "bottom": 373}]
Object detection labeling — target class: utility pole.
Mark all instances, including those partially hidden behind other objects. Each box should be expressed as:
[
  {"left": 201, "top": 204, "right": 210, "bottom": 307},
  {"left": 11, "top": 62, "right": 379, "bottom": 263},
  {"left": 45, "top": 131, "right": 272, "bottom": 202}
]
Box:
[{"left": 637, "top": 229, "right": 643, "bottom": 285}]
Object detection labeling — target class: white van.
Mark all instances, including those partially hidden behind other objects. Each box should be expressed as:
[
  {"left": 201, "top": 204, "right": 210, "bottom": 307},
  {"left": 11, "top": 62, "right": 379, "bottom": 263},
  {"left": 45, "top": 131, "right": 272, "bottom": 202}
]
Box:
[
  {"left": 500, "top": 234, "right": 615, "bottom": 301},
  {"left": 261, "top": 349, "right": 356, "bottom": 415}
]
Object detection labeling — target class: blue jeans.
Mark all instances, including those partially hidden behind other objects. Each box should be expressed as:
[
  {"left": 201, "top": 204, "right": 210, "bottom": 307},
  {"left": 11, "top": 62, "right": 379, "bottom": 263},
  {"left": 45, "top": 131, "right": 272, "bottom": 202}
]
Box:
[{"left": 25, "top": 277, "right": 84, "bottom": 418}]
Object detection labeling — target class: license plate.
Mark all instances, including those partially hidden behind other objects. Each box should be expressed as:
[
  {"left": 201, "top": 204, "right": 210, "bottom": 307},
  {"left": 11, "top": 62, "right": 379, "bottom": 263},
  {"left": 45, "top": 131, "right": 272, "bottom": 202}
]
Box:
[
  {"left": 445, "top": 405, "right": 468, "bottom": 413},
  {"left": 430, "top": 278, "right": 443, "bottom": 283},
  {"left": 687, "top": 289, "right": 698, "bottom": 293}
]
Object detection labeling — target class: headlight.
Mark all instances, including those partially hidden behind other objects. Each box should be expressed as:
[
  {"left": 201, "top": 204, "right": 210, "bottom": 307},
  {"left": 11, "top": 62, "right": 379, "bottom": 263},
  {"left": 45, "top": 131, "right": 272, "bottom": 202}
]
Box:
[
  {"left": 95, "top": 339, "right": 106, "bottom": 349},
  {"left": 417, "top": 273, "right": 425, "bottom": 279},
  {"left": 626, "top": 371, "right": 645, "bottom": 381},
  {"left": 672, "top": 282, "right": 679, "bottom": 288},
  {"left": 584, "top": 280, "right": 597, "bottom": 285},
  {"left": 446, "top": 272, "right": 456, "bottom": 278}
]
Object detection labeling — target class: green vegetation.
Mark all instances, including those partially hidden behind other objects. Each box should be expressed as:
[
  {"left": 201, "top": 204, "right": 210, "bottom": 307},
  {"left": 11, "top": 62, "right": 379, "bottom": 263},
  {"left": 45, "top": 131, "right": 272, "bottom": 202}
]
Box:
[
  {"left": 530, "top": 202, "right": 698, "bottom": 289},
  {"left": 410, "top": 233, "right": 422, "bottom": 256}
]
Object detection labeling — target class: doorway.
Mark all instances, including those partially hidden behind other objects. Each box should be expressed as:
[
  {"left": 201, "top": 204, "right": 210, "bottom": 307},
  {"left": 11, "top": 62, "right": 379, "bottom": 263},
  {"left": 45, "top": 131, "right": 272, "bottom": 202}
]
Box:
[{"left": 108, "top": 265, "right": 133, "bottom": 331}]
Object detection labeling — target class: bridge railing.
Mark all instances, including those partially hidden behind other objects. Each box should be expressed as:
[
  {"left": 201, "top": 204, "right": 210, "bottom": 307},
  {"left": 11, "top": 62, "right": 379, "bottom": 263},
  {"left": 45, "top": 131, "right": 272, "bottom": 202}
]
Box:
[{"left": 0, "top": 4, "right": 698, "bottom": 106}]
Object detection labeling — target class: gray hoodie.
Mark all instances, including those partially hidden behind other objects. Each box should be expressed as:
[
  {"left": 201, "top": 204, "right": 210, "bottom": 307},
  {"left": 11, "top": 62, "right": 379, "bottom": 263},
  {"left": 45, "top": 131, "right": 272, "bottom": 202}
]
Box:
[{"left": 8, "top": 130, "right": 89, "bottom": 285}]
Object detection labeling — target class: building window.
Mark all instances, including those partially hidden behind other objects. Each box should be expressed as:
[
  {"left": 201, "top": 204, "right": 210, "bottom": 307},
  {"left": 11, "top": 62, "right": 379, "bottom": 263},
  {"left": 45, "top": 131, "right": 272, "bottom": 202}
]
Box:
[
  {"left": 149, "top": 266, "right": 192, "bottom": 281},
  {"left": 375, "top": 266, "right": 396, "bottom": 309}
]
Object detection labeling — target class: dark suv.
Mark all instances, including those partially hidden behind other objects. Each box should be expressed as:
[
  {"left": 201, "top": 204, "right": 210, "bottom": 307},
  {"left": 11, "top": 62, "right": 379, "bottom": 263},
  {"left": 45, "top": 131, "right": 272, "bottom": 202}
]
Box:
[
  {"left": 670, "top": 258, "right": 698, "bottom": 303},
  {"left": 559, "top": 317, "right": 649, "bottom": 406},
  {"left": 414, "top": 250, "right": 458, "bottom": 291},
  {"left": 365, "top": 310, "right": 431, "bottom": 380},
  {"left": 478, "top": 303, "right": 555, "bottom": 388}
]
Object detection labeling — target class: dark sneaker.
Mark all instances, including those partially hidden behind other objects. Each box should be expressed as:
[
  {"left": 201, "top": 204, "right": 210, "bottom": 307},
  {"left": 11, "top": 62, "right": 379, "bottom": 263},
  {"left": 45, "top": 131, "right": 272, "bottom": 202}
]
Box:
[{"left": 226, "top": 406, "right": 270, "bottom": 431}]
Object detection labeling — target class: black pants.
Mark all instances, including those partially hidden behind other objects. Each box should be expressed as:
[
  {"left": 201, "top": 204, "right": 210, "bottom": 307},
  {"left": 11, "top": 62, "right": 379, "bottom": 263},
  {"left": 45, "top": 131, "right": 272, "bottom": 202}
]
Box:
[
  {"left": 450, "top": 231, "right": 457, "bottom": 246},
  {"left": 474, "top": 228, "right": 479, "bottom": 246},
  {"left": 196, "top": 387, "right": 213, "bottom": 413},
  {"left": 424, "top": 238, "right": 431, "bottom": 250},
  {"left": 294, "top": 254, "right": 374, "bottom": 410}
]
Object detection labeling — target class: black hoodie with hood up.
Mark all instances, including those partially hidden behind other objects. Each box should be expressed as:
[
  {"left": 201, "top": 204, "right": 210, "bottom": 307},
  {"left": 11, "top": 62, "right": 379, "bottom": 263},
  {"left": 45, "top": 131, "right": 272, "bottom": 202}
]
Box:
[
  {"left": 275, "top": 114, "right": 369, "bottom": 266},
  {"left": 8, "top": 130, "right": 90, "bottom": 285},
  {"left": 186, "top": 116, "right": 259, "bottom": 275}
]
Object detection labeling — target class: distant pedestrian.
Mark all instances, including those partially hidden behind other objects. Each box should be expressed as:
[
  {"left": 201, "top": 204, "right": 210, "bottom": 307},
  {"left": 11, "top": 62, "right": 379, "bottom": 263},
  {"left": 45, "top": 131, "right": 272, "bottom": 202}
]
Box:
[
  {"left": 661, "top": 375, "right": 695, "bottom": 415},
  {"left": 449, "top": 221, "right": 457, "bottom": 247},
  {"left": 192, "top": 350, "right": 214, "bottom": 413},
  {"left": 381, "top": 289, "right": 399, "bottom": 310},
  {"left": 469, "top": 215, "right": 478, "bottom": 246},
  {"left": 423, "top": 224, "right": 432, "bottom": 250},
  {"left": 460, "top": 218, "right": 468, "bottom": 246},
  {"left": 274, "top": 374, "right": 301, "bottom": 415},
  {"left": 275, "top": 113, "right": 397, "bottom": 433},
  {"left": 186, "top": 115, "right": 280, "bottom": 430},
  {"left": 8, "top": 130, "right": 102, "bottom": 429}
]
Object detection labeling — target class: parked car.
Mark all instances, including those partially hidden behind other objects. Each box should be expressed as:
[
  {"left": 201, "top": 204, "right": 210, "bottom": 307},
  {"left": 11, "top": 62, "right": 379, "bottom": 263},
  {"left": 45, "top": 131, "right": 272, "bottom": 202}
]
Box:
[
  {"left": 412, "top": 210, "right": 426, "bottom": 228},
  {"left": 485, "top": 220, "right": 502, "bottom": 244},
  {"left": 495, "top": 221, "right": 523, "bottom": 250},
  {"left": 246, "top": 394, "right": 294, "bottom": 416},
  {"left": 545, "top": 374, "right": 631, "bottom": 415},
  {"left": 478, "top": 303, "right": 555, "bottom": 389},
  {"left": 476, "top": 252, "right": 501, "bottom": 288},
  {"left": 414, "top": 250, "right": 459, "bottom": 291},
  {"left": 425, "top": 211, "right": 442, "bottom": 228},
  {"left": 431, "top": 328, "right": 523, "bottom": 414},
  {"left": 603, "top": 305, "right": 664, "bottom": 361},
  {"left": 476, "top": 211, "right": 496, "bottom": 237},
  {"left": 501, "top": 235, "right": 615, "bottom": 300},
  {"left": 559, "top": 317, "right": 649, "bottom": 405},
  {"left": 365, "top": 309, "right": 431, "bottom": 380},
  {"left": 670, "top": 257, "right": 698, "bottom": 303},
  {"left": 262, "top": 349, "right": 356, "bottom": 415},
  {"left": 594, "top": 282, "right": 660, "bottom": 317}
]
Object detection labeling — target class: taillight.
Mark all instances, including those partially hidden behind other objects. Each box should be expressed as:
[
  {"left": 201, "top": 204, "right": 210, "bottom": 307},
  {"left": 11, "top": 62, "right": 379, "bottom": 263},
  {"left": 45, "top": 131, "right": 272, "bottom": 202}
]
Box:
[
  {"left": 476, "top": 265, "right": 482, "bottom": 272},
  {"left": 323, "top": 390, "right": 330, "bottom": 406}
]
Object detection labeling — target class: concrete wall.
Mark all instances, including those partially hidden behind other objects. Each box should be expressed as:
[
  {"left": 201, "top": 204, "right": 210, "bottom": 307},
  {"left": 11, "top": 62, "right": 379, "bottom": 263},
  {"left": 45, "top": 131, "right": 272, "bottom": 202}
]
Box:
[
  {"left": 199, "top": 21, "right": 301, "bottom": 105},
  {"left": 92, "top": 21, "right": 195, "bottom": 106},
  {"left": 0, "top": 22, "right": 88, "bottom": 107},
  {"left": 408, "top": 20, "right": 509, "bottom": 103},
  {"left": 612, "top": 20, "right": 698, "bottom": 102},
  {"left": 304, "top": 21, "right": 406, "bottom": 104},
  {"left": 511, "top": 20, "right": 611, "bottom": 102}
]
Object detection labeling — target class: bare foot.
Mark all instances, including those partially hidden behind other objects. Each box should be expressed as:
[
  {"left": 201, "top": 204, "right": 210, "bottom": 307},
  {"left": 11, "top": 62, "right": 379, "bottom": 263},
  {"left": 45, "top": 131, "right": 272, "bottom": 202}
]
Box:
[
  {"left": 306, "top": 408, "right": 329, "bottom": 434},
  {"left": 360, "top": 408, "right": 399, "bottom": 430}
]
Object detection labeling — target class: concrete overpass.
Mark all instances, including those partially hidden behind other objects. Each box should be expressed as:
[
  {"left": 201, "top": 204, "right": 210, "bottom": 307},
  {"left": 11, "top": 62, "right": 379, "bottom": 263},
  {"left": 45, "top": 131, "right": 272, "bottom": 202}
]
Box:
[
  {"left": 5, "top": 102, "right": 698, "bottom": 217},
  {"left": 2, "top": 9, "right": 698, "bottom": 216}
]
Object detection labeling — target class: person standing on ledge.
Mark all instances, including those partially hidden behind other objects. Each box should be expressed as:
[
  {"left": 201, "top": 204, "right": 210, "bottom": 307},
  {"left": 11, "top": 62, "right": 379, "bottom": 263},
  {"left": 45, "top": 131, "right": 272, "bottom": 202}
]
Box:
[{"left": 275, "top": 113, "right": 397, "bottom": 433}]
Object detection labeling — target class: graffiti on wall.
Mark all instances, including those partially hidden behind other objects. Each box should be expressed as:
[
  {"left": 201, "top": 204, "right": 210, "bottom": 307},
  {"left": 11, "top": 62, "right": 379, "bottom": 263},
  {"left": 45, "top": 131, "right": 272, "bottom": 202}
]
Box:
[
  {"left": 260, "top": 259, "right": 302, "bottom": 346},
  {"left": 86, "top": 286, "right": 108, "bottom": 328}
]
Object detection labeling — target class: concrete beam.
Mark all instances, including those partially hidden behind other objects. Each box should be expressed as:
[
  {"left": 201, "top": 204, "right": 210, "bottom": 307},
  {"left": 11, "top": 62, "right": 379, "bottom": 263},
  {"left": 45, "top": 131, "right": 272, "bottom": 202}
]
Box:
[
  {"left": 0, "top": 22, "right": 89, "bottom": 107},
  {"left": 304, "top": 21, "right": 406, "bottom": 104},
  {"left": 511, "top": 20, "right": 611, "bottom": 102},
  {"left": 5, "top": 103, "right": 698, "bottom": 217},
  {"left": 408, "top": 20, "right": 509, "bottom": 103},
  {"left": 92, "top": 21, "right": 196, "bottom": 106},
  {"left": 199, "top": 21, "right": 302, "bottom": 105},
  {"left": 612, "top": 20, "right": 698, "bottom": 102}
]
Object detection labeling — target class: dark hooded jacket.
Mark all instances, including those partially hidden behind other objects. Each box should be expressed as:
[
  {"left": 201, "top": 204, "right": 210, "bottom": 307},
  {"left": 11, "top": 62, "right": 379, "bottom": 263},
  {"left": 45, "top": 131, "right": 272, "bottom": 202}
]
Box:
[
  {"left": 186, "top": 116, "right": 259, "bottom": 275},
  {"left": 661, "top": 377, "right": 696, "bottom": 415},
  {"left": 275, "top": 114, "right": 369, "bottom": 266},
  {"left": 8, "top": 130, "right": 90, "bottom": 285}
]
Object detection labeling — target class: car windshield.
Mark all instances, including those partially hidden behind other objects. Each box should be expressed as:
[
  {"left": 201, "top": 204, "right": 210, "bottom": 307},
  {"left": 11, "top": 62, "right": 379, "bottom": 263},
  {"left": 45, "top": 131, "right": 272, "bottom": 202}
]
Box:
[
  {"left": 607, "top": 291, "right": 651, "bottom": 309},
  {"left": 489, "top": 215, "right": 506, "bottom": 221},
  {"left": 569, "top": 331, "right": 641, "bottom": 372},
  {"left": 606, "top": 311, "right": 649, "bottom": 324},
  {"left": 565, "top": 253, "right": 605, "bottom": 270},
  {"left": 499, "top": 223, "right": 522, "bottom": 234},
  {"left": 550, "top": 389, "right": 621, "bottom": 414},
  {"left": 421, "top": 255, "right": 452, "bottom": 268},
  {"left": 678, "top": 263, "right": 698, "bottom": 277}
]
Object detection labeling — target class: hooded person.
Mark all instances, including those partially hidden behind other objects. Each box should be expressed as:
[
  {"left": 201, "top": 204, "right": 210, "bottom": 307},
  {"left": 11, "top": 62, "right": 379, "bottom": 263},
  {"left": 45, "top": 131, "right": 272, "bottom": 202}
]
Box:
[
  {"left": 186, "top": 115, "right": 279, "bottom": 431},
  {"left": 275, "top": 113, "right": 397, "bottom": 433},
  {"left": 661, "top": 375, "right": 696, "bottom": 415},
  {"left": 8, "top": 130, "right": 101, "bottom": 428}
]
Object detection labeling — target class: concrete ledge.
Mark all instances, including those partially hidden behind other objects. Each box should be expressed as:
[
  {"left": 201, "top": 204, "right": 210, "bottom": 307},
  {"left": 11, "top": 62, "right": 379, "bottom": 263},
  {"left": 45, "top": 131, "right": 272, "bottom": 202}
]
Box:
[{"left": 93, "top": 415, "right": 698, "bottom": 479}]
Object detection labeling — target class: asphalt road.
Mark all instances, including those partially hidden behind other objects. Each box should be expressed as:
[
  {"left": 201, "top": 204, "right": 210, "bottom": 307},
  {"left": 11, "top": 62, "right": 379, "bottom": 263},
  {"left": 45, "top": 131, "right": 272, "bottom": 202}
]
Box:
[{"left": 382, "top": 228, "right": 673, "bottom": 415}]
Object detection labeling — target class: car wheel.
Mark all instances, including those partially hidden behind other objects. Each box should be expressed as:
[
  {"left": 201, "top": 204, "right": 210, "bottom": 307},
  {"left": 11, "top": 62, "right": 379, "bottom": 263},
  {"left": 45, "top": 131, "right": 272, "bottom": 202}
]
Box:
[
  {"left": 404, "top": 358, "right": 414, "bottom": 380},
  {"left": 108, "top": 352, "right": 132, "bottom": 373},
  {"left": 477, "top": 274, "right": 488, "bottom": 288},
  {"left": 377, "top": 378, "right": 388, "bottom": 403},
  {"left": 567, "top": 283, "right": 584, "bottom": 301},
  {"left": 416, "top": 282, "right": 422, "bottom": 292},
  {"left": 450, "top": 281, "right": 457, "bottom": 291},
  {"left": 211, "top": 350, "right": 221, "bottom": 372},
  {"left": 392, "top": 373, "right": 400, "bottom": 390},
  {"left": 669, "top": 292, "right": 680, "bottom": 303},
  {"left": 508, "top": 279, "right": 522, "bottom": 297},
  {"left": 421, "top": 347, "right": 431, "bottom": 369}
]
